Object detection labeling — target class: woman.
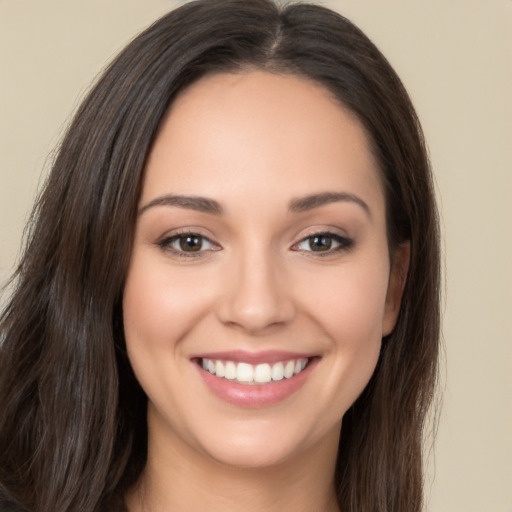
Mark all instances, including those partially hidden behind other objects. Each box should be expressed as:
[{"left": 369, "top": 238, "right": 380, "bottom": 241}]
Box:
[{"left": 0, "top": 1, "right": 440, "bottom": 511}]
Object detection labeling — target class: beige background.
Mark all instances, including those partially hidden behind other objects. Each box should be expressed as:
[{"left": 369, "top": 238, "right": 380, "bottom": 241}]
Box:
[{"left": 1, "top": 1, "right": 511, "bottom": 511}]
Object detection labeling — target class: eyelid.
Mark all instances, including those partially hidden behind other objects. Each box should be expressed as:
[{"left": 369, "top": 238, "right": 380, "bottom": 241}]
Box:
[
  {"left": 157, "top": 228, "right": 221, "bottom": 258},
  {"left": 291, "top": 229, "right": 354, "bottom": 254}
]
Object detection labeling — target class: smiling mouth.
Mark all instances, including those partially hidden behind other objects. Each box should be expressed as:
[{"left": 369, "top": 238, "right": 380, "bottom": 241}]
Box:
[{"left": 198, "top": 357, "right": 311, "bottom": 385}]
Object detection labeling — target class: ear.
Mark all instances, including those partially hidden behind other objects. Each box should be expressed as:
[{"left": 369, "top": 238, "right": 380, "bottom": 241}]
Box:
[{"left": 382, "top": 241, "right": 410, "bottom": 337}]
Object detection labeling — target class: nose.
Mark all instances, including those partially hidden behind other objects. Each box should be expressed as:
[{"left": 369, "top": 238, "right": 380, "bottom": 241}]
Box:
[{"left": 216, "top": 248, "right": 295, "bottom": 335}]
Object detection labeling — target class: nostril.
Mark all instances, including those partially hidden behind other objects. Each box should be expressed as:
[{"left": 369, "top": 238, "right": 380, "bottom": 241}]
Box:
[
  {"left": 214, "top": 261, "right": 295, "bottom": 332},
  {"left": 216, "top": 297, "right": 296, "bottom": 334}
]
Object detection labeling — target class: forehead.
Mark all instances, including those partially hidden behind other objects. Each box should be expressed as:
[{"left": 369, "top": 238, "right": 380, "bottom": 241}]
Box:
[{"left": 142, "top": 70, "right": 384, "bottom": 215}]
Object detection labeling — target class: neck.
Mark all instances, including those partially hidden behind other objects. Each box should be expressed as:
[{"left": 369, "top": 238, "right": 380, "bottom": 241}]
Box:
[{"left": 126, "top": 416, "right": 341, "bottom": 512}]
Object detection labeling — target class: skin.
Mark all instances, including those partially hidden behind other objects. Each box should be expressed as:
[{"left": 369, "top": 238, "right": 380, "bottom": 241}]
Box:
[{"left": 123, "top": 70, "right": 409, "bottom": 512}]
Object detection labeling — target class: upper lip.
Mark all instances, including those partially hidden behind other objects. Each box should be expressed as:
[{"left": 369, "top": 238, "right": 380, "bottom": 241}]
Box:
[{"left": 191, "top": 350, "right": 316, "bottom": 365}]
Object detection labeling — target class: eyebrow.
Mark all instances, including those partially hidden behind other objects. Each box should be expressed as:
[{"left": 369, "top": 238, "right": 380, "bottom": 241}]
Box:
[
  {"left": 139, "top": 194, "right": 223, "bottom": 215},
  {"left": 289, "top": 192, "right": 371, "bottom": 217},
  {"left": 139, "top": 191, "right": 370, "bottom": 217}
]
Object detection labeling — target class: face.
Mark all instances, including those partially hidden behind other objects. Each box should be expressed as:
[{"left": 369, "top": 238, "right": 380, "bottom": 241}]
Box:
[{"left": 123, "top": 71, "right": 407, "bottom": 470}]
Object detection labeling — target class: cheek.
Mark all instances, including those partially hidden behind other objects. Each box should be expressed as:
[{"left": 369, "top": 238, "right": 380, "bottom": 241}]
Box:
[
  {"left": 296, "top": 258, "right": 390, "bottom": 409},
  {"left": 122, "top": 260, "right": 172, "bottom": 391},
  {"left": 303, "top": 258, "right": 390, "bottom": 344},
  {"left": 122, "top": 254, "right": 214, "bottom": 351},
  {"left": 121, "top": 253, "right": 215, "bottom": 423}
]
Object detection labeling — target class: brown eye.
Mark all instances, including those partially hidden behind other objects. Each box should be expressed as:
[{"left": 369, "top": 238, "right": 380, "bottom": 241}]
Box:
[
  {"left": 308, "top": 235, "right": 334, "bottom": 252},
  {"left": 178, "top": 234, "right": 204, "bottom": 252},
  {"left": 294, "top": 233, "right": 353, "bottom": 253},
  {"left": 158, "top": 232, "right": 218, "bottom": 256}
]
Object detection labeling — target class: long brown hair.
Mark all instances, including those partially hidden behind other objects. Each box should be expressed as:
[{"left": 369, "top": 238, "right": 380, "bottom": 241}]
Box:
[{"left": 0, "top": 1, "right": 440, "bottom": 511}]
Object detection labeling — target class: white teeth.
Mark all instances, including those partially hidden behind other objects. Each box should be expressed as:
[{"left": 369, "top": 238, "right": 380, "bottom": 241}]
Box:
[
  {"left": 254, "top": 363, "right": 272, "bottom": 383},
  {"left": 215, "top": 360, "right": 225, "bottom": 378},
  {"left": 271, "top": 362, "right": 284, "bottom": 381},
  {"left": 201, "top": 357, "right": 309, "bottom": 384},
  {"left": 284, "top": 360, "right": 295, "bottom": 378},
  {"left": 236, "top": 362, "right": 254, "bottom": 382},
  {"left": 225, "top": 361, "right": 237, "bottom": 380}
]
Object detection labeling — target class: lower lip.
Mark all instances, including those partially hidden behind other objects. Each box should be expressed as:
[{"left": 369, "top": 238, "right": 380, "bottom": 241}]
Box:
[{"left": 196, "top": 360, "right": 316, "bottom": 408}]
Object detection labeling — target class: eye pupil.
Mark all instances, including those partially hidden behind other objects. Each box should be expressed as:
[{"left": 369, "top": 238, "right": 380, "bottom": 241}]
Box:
[
  {"left": 310, "top": 235, "right": 332, "bottom": 251},
  {"left": 179, "top": 235, "right": 203, "bottom": 252}
]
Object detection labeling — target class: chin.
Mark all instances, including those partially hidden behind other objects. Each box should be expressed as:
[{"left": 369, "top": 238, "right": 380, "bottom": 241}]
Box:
[
  {"left": 186, "top": 411, "right": 341, "bottom": 472},
  {"left": 203, "top": 434, "right": 299, "bottom": 469}
]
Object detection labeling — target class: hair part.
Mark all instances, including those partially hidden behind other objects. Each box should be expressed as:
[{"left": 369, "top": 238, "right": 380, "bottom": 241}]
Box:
[{"left": 0, "top": 1, "right": 440, "bottom": 511}]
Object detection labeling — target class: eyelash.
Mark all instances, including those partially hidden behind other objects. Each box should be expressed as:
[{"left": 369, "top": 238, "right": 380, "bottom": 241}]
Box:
[
  {"left": 157, "top": 231, "right": 219, "bottom": 258},
  {"left": 292, "top": 232, "right": 354, "bottom": 256},
  {"left": 157, "top": 231, "right": 354, "bottom": 258}
]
